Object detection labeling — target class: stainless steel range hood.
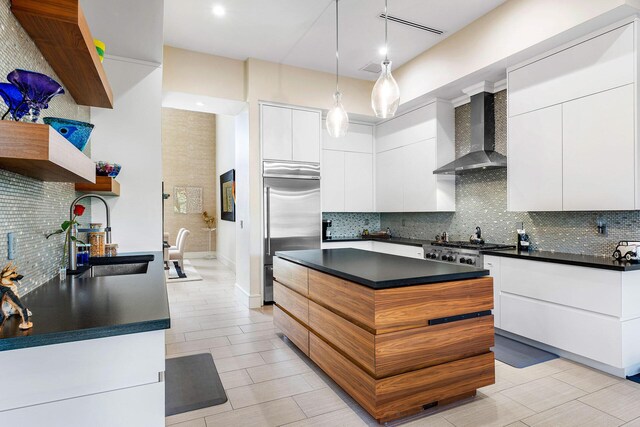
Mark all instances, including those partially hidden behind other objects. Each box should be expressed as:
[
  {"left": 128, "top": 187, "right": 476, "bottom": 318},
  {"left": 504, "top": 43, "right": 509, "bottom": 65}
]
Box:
[{"left": 433, "top": 92, "right": 506, "bottom": 175}]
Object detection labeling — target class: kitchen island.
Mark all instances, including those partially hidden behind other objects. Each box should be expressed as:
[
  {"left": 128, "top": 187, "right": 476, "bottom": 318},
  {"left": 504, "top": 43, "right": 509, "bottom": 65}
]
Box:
[
  {"left": 274, "top": 248, "right": 495, "bottom": 422},
  {"left": 0, "top": 252, "right": 169, "bottom": 426}
]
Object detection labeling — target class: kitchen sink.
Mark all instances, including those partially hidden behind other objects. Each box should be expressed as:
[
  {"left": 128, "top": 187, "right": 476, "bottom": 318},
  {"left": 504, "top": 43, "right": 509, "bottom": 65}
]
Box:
[{"left": 78, "top": 262, "right": 149, "bottom": 278}]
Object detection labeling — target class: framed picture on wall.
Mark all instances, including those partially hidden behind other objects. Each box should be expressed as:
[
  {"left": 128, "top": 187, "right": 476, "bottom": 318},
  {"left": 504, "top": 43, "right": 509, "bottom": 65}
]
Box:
[{"left": 220, "top": 169, "right": 236, "bottom": 222}]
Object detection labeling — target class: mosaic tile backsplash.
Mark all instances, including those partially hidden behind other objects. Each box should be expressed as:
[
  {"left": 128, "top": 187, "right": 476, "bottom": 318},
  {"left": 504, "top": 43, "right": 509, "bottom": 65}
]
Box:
[
  {"left": 0, "top": 0, "right": 91, "bottom": 294},
  {"left": 322, "top": 212, "right": 380, "bottom": 239},
  {"left": 328, "top": 90, "right": 640, "bottom": 257}
]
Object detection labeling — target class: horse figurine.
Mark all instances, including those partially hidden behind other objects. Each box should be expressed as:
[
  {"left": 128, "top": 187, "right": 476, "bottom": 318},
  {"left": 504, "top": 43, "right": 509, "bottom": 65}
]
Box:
[{"left": 0, "top": 263, "right": 32, "bottom": 330}]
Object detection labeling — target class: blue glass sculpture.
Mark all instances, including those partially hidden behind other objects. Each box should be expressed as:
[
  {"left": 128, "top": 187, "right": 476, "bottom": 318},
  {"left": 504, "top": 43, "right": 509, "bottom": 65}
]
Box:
[
  {"left": 43, "top": 117, "right": 94, "bottom": 152},
  {"left": 0, "top": 83, "right": 29, "bottom": 121},
  {"left": 7, "top": 69, "right": 65, "bottom": 122}
]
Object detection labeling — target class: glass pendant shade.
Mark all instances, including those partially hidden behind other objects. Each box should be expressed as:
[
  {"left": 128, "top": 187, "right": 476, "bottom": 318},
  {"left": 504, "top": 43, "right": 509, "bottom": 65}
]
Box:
[
  {"left": 371, "top": 59, "right": 400, "bottom": 119},
  {"left": 326, "top": 91, "right": 349, "bottom": 138}
]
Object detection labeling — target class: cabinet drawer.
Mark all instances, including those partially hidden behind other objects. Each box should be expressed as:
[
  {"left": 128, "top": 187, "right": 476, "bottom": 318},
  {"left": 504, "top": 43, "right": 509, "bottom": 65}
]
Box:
[
  {"left": 274, "top": 305, "right": 309, "bottom": 355},
  {"left": 309, "top": 300, "right": 375, "bottom": 373},
  {"left": 371, "top": 241, "right": 425, "bottom": 259},
  {"left": 274, "top": 281, "right": 308, "bottom": 324},
  {"left": 375, "top": 315, "right": 495, "bottom": 377},
  {"left": 509, "top": 23, "right": 634, "bottom": 116},
  {"left": 273, "top": 257, "right": 308, "bottom": 296},
  {"left": 501, "top": 294, "right": 622, "bottom": 367},
  {"left": 500, "top": 257, "right": 622, "bottom": 316}
]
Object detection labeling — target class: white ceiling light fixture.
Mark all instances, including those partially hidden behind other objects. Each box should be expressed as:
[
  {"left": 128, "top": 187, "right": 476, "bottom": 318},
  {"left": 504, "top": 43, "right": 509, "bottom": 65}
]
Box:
[
  {"left": 371, "top": 0, "right": 400, "bottom": 119},
  {"left": 326, "top": 0, "right": 349, "bottom": 138},
  {"left": 196, "top": 101, "right": 205, "bottom": 106},
  {"left": 211, "top": 4, "right": 225, "bottom": 17},
  {"left": 378, "top": 46, "right": 387, "bottom": 56}
]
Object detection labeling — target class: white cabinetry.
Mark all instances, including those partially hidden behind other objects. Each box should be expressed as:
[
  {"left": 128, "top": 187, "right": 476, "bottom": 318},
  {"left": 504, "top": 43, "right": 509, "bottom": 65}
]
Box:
[
  {"left": 322, "top": 122, "right": 374, "bottom": 212},
  {"left": 374, "top": 100, "right": 455, "bottom": 213},
  {"left": 262, "top": 104, "right": 320, "bottom": 163},
  {"left": 507, "top": 21, "right": 638, "bottom": 211},
  {"left": 483, "top": 255, "right": 502, "bottom": 328},
  {"left": 371, "top": 241, "right": 424, "bottom": 259},
  {"left": 491, "top": 256, "right": 640, "bottom": 377}
]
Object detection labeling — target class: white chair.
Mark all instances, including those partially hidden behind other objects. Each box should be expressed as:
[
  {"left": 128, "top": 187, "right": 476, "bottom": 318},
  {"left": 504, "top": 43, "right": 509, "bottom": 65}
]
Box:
[
  {"left": 168, "top": 228, "right": 186, "bottom": 251},
  {"left": 169, "top": 229, "right": 190, "bottom": 268}
]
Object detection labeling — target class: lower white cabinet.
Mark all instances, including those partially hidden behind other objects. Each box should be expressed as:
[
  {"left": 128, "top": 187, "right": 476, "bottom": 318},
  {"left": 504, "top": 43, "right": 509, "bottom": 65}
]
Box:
[
  {"left": 490, "top": 256, "right": 640, "bottom": 376},
  {"left": 321, "top": 241, "right": 424, "bottom": 259}
]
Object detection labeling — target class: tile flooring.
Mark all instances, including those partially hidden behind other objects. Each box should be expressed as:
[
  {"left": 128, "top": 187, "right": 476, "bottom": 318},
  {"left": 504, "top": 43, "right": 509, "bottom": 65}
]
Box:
[{"left": 165, "top": 259, "right": 640, "bottom": 427}]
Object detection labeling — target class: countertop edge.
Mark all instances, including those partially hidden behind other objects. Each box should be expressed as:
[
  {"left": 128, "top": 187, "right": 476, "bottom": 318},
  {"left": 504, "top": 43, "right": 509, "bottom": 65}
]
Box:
[
  {"left": 0, "top": 318, "right": 170, "bottom": 352},
  {"left": 481, "top": 249, "right": 640, "bottom": 271},
  {"left": 276, "top": 251, "right": 490, "bottom": 289},
  {"left": 322, "top": 237, "right": 427, "bottom": 247}
]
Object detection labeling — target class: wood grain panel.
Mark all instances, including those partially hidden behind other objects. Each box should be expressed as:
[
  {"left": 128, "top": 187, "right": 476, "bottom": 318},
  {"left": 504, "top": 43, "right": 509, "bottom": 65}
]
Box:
[
  {"left": 310, "top": 333, "right": 495, "bottom": 422},
  {"left": 308, "top": 269, "right": 375, "bottom": 329},
  {"left": 309, "top": 334, "right": 376, "bottom": 415},
  {"left": 309, "top": 300, "right": 375, "bottom": 373},
  {"left": 0, "top": 121, "right": 95, "bottom": 183},
  {"left": 375, "top": 352, "right": 495, "bottom": 421},
  {"left": 274, "top": 305, "right": 309, "bottom": 355},
  {"left": 375, "top": 277, "right": 493, "bottom": 329},
  {"left": 273, "top": 257, "right": 308, "bottom": 296},
  {"left": 11, "top": 0, "right": 114, "bottom": 108},
  {"left": 274, "top": 281, "right": 308, "bottom": 324},
  {"left": 75, "top": 177, "right": 120, "bottom": 196},
  {"left": 375, "top": 316, "right": 495, "bottom": 377}
]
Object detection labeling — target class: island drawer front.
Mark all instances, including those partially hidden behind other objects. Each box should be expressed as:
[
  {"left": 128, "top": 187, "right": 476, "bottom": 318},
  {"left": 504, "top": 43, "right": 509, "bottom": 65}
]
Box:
[
  {"left": 309, "top": 334, "right": 495, "bottom": 422},
  {"left": 309, "top": 300, "right": 376, "bottom": 373},
  {"left": 274, "top": 305, "right": 309, "bottom": 355},
  {"left": 274, "top": 280, "right": 309, "bottom": 324},
  {"left": 375, "top": 315, "right": 495, "bottom": 377},
  {"left": 274, "top": 257, "right": 308, "bottom": 296},
  {"left": 375, "top": 277, "right": 494, "bottom": 329},
  {"left": 308, "top": 269, "right": 376, "bottom": 328}
]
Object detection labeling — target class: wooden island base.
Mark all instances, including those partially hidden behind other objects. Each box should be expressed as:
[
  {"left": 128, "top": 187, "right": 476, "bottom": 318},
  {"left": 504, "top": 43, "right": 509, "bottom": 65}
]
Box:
[{"left": 273, "top": 256, "right": 495, "bottom": 423}]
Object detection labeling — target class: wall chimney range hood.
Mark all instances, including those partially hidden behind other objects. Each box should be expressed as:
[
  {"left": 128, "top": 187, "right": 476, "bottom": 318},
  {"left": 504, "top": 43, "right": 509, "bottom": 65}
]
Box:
[{"left": 433, "top": 91, "right": 506, "bottom": 175}]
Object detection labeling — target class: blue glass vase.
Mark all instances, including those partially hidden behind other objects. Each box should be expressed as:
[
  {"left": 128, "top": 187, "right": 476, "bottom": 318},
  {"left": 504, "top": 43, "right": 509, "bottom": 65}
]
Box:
[
  {"left": 7, "top": 69, "right": 65, "bottom": 122},
  {"left": 0, "top": 83, "right": 29, "bottom": 121}
]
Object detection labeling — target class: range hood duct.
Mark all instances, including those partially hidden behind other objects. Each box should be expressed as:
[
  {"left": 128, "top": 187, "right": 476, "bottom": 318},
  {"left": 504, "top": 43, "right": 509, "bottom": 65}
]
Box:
[{"left": 433, "top": 92, "right": 507, "bottom": 175}]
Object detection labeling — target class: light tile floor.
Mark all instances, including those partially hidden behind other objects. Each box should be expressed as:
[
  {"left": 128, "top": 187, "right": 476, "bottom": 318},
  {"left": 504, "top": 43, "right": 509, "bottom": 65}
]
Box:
[{"left": 165, "top": 259, "right": 640, "bottom": 427}]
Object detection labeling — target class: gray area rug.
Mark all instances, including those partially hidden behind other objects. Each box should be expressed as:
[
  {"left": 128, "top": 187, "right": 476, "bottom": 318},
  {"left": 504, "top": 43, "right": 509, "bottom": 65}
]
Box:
[
  {"left": 492, "top": 334, "right": 558, "bottom": 368},
  {"left": 165, "top": 353, "right": 228, "bottom": 416}
]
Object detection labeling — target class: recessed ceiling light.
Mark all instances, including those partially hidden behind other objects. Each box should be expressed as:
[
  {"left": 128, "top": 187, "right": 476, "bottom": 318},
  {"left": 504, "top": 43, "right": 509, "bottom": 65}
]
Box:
[
  {"left": 196, "top": 101, "right": 205, "bottom": 107},
  {"left": 378, "top": 46, "right": 387, "bottom": 56},
  {"left": 212, "top": 5, "right": 225, "bottom": 17}
]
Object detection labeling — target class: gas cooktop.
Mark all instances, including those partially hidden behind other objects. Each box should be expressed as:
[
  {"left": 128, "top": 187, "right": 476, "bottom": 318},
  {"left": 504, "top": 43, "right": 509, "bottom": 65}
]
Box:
[{"left": 431, "top": 241, "right": 515, "bottom": 250}]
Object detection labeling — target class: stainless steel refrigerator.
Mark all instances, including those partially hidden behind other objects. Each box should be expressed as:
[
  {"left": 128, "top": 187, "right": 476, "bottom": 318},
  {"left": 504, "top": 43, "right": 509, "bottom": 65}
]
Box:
[{"left": 263, "top": 161, "right": 321, "bottom": 303}]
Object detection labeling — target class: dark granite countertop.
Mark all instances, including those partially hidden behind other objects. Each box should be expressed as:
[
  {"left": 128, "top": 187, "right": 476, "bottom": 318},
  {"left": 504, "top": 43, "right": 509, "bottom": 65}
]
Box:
[
  {"left": 276, "top": 248, "right": 489, "bottom": 289},
  {"left": 323, "top": 236, "right": 431, "bottom": 247},
  {"left": 482, "top": 248, "right": 640, "bottom": 271},
  {"left": 0, "top": 252, "right": 170, "bottom": 351}
]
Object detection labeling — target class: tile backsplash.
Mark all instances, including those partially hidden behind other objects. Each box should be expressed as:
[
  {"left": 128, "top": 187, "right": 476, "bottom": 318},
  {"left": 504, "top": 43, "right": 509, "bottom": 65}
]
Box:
[
  {"left": 0, "top": 0, "right": 91, "bottom": 294},
  {"left": 322, "top": 212, "right": 380, "bottom": 238},
  {"left": 327, "top": 90, "right": 640, "bottom": 257}
]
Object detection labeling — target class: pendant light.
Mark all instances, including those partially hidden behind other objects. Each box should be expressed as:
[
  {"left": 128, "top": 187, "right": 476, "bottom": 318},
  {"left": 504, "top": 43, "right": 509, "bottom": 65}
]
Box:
[
  {"left": 371, "top": 0, "right": 400, "bottom": 118},
  {"left": 326, "top": 0, "right": 349, "bottom": 138}
]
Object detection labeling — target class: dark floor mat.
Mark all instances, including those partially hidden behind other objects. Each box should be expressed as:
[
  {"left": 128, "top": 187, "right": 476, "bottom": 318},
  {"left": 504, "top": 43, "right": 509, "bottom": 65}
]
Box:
[
  {"left": 627, "top": 373, "right": 640, "bottom": 384},
  {"left": 492, "top": 334, "right": 558, "bottom": 368},
  {"left": 165, "top": 353, "right": 227, "bottom": 416}
]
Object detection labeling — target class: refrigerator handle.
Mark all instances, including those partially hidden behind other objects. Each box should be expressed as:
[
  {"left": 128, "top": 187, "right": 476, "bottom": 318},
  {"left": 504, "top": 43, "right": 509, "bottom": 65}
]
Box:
[{"left": 265, "top": 186, "right": 271, "bottom": 255}]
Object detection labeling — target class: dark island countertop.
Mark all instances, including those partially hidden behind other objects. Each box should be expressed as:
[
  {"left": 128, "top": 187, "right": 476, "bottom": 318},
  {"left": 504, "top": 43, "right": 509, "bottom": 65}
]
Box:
[
  {"left": 0, "top": 252, "right": 170, "bottom": 352},
  {"left": 482, "top": 248, "right": 640, "bottom": 271},
  {"left": 276, "top": 248, "right": 489, "bottom": 289},
  {"left": 323, "top": 236, "right": 430, "bottom": 247}
]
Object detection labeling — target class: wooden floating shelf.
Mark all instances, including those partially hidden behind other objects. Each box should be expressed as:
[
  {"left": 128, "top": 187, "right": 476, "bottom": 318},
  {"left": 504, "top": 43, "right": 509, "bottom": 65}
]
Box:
[
  {"left": 11, "top": 0, "right": 114, "bottom": 108},
  {"left": 75, "top": 176, "right": 120, "bottom": 196},
  {"left": 0, "top": 121, "right": 95, "bottom": 183}
]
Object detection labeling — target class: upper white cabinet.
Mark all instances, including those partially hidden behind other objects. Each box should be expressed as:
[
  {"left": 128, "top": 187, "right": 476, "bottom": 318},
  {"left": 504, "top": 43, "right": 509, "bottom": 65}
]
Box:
[
  {"left": 262, "top": 104, "right": 320, "bottom": 163},
  {"left": 375, "top": 100, "right": 455, "bottom": 212},
  {"left": 507, "top": 20, "right": 639, "bottom": 211},
  {"left": 509, "top": 23, "right": 634, "bottom": 117},
  {"left": 322, "top": 122, "right": 374, "bottom": 212},
  {"left": 508, "top": 105, "right": 563, "bottom": 211}
]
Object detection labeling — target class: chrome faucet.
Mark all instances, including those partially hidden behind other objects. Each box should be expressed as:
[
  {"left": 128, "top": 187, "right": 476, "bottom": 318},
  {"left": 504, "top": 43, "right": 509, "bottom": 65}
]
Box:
[{"left": 69, "top": 194, "right": 111, "bottom": 270}]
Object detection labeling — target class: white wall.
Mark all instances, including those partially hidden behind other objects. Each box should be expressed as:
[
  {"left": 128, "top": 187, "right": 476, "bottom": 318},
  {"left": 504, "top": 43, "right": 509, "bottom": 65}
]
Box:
[
  {"left": 215, "top": 115, "right": 237, "bottom": 269},
  {"left": 234, "top": 109, "right": 257, "bottom": 307},
  {"left": 90, "top": 57, "right": 163, "bottom": 252}
]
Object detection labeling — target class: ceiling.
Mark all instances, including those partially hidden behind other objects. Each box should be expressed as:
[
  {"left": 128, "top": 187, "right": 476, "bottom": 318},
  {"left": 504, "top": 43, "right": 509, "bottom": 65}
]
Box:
[{"left": 163, "top": 0, "right": 506, "bottom": 81}]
